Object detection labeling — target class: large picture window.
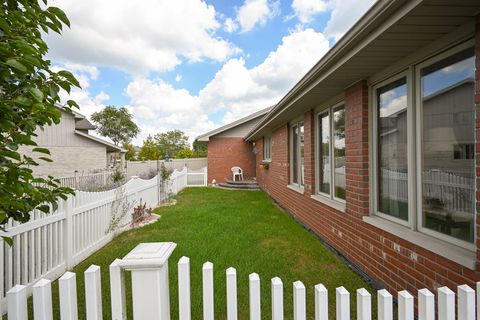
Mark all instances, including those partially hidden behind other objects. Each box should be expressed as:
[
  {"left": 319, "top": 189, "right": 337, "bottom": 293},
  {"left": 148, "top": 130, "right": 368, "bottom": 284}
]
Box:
[
  {"left": 290, "top": 121, "right": 304, "bottom": 187},
  {"left": 317, "top": 103, "right": 345, "bottom": 201},
  {"left": 419, "top": 48, "right": 475, "bottom": 243},
  {"left": 373, "top": 44, "right": 476, "bottom": 247}
]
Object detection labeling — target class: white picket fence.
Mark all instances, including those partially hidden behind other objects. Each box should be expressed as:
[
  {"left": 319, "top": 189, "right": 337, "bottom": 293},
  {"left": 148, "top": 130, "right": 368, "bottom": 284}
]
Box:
[
  {"left": 380, "top": 169, "right": 474, "bottom": 211},
  {"left": 0, "top": 167, "right": 208, "bottom": 314},
  {"left": 3, "top": 241, "right": 480, "bottom": 319}
]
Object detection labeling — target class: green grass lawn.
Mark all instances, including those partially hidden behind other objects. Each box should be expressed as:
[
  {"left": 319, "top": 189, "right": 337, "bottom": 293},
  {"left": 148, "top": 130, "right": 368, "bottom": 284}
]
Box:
[{"left": 26, "top": 187, "right": 375, "bottom": 319}]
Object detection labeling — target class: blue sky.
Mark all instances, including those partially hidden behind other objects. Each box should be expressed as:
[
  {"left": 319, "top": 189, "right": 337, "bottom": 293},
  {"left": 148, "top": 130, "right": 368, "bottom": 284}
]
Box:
[{"left": 46, "top": 0, "right": 375, "bottom": 145}]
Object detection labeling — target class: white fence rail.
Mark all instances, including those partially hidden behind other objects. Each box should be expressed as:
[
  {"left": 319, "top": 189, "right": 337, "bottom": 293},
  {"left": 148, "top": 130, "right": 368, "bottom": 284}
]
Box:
[
  {"left": 3, "top": 241, "right": 480, "bottom": 319},
  {"left": 0, "top": 167, "right": 208, "bottom": 313},
  {"left": 126, "top": 158, "right": 208, "bottom": 179},
  {"left": 56, "top": 170, "right": 119, "bottom": 191}
]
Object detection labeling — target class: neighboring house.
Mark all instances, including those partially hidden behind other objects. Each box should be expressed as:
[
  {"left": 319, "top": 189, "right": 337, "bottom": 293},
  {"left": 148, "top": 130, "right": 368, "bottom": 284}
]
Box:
[
  {"left": 197, "top": 107, "right": 271, "bottom": 183},
  {"left": 19, "top": 107, "right": 126, "bottom": 177},
  {"left": 199, "top": 1, "right": 480, "bottom": 294}
]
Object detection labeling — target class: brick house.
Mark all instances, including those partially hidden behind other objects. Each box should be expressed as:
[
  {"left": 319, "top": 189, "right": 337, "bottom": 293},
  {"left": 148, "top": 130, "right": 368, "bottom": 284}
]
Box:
[
  {"left": 200, "top": 1, "right": 480, "bottom": 294},
  {"left": 197, "top": 107, "right": 271, "bottom": 183}
]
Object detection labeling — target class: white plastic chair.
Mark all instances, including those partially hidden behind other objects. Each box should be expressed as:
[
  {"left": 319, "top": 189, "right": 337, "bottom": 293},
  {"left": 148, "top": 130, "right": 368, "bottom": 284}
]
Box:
[{"left": 231, "top": 166, "right": 244, "bottom": 181}]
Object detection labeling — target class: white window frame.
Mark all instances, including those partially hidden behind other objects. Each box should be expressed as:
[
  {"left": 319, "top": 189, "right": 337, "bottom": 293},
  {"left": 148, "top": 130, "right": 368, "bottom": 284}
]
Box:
[
  {"left": 371, "top": 40, "right": 476, "bottom": 250},
  {"left": 315, "top": 102, "right": 346, "bottom": 204},
  {"left": 414, "top": 42, "right": 476, "bottom": 250},
  {"left": 372, "top": 71, "right": 413, "bottom": 227},
  {"left": 289, "top": 119, "right": 304, "bottom": 188},
  {"left": 263, "top": 135, "right": 272, "bottom": 161}
]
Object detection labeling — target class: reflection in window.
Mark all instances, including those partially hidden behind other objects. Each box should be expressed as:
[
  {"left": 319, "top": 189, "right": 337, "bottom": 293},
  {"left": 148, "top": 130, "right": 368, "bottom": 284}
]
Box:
[
  {"left": 333, "top": 106, "right": 345, "bottom": 200},
  {"left": 292, "top": 124, "right": 299, "bottom": 184},
  {"left": 421, "top": 48, "right": 475, "bottom": 243},
  {"left": 318, "top": 112, "right": 330, "bottom": 194},
  {"left": 377, "top": 78, "right": 409, "bottom": 221}
]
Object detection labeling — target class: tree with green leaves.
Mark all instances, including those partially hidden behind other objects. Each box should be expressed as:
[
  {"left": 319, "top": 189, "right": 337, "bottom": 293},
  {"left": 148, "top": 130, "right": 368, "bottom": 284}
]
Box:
[
  {"left": 0, "top": 0, "right": 80, "bottom": 233},
  {"left": 123, "top": 142, "right": 136, "bottom": 161},
  {"left": 137, "top": 135, "right": 157, "bottom": 161},
  {"left": 192, "top": 139, "right": 207, "bottom": 158},
  {"left": 176, "top": 147, "right": 193, "bottom": 159},
  {"left": 91, "top": 106, "right": 140, "bottom": 146},
  {"left": 154, "top": 129, "right": 189, "bottom": 159}
]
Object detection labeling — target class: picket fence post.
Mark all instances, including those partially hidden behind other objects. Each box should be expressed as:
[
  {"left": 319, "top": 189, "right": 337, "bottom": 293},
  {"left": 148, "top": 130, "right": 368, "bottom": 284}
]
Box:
[
  {"left": 378, "top": 289, "right": 393, "bottom": 320},
  {"left": 178, "top": 257, "right": 191, "bottom": 320},
  {"left": 117, "top": 242, "right": 176, "bottom": 320},
  {"left": 59, "top": 272, "right": 78, "bottom": 320},
  {"left": 249, "top": 273, "right": 261, "bottom": 320},
  {"left": 7, "top": 285, "right": 27, "bottom": 320},
  {"left": 226, "top": 267, "right": 238, "bottom": 320},
  {"left": 33, "top": 279, "right": 53, "bottom": 320},
  {"left": 271, "top": 277, "right": 283, "bottom": 320},
  {"left": 293, "top": 281, "right": 306, "bottom": 320},
  {"left": 398, "top": 291, "right": 413, "bottom": 320},
  {"left": 458, "top": 285, "right": 475, "bottom": 320},
  {"left": 315, "top": 284, "right": 328, "bottom": 320},
  {"left": 202, "top": 262, "right": 214, "bottom": 320},
  {"left": 336, "top": 287, "right": 350, "bottom": 320},
  {"left": 64, "top": 196, "right": 74, "bottom": 269},
  {"left": 438, "top": 286, "right": 455, "bottom": 320},
  {"left": 357, "top": 288, "right": 371, "bottom": 320},
  {"left": 85, "top": 265, "right": 103, "bottom": 320},
  {"left": 418, "top": 288, "right": 434, "bottom": 320}
]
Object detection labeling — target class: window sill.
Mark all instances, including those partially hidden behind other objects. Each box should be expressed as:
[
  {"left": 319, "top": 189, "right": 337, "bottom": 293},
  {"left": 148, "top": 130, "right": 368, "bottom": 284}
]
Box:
[
  {"left": 311, "top": 194, "right": 346, "bottom": 213},
  {"left": 287, "top": 184, "right": 304, "bottom": 194},
  {"left": 261, "top": 160, "right": 271, "bottom": 164},
  {"left": 363, "top": 216, "right": 476, "bottom": 270}
]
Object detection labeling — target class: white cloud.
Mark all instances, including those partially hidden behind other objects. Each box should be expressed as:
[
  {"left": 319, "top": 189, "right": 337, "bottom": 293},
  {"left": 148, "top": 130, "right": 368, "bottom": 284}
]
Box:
[
  {"left": 46, "top": 0, "right": 239, "bottom": 75},
  {"left": 224, "top": 18, "right": 238, "bottom": 33},
  {"left": 175, "top": 74, "right": 182, "bottom": 82},
  {"left": 291, "top": 0, "right": 327, "bottom": 24},
  {"left": 199, "top": 28, "right": 330, "bottom": 122},
  {"left": 126, "top": 78, "right": 216, "bottom": 145},
  {"left": 94, "top": 91, "right": 110, "bottom": 104},
  {"left": 236, "top": 0, "right": 279, "bottom": 33},
  {"left": 125, "top": 28, "right": 330, "bottom": 144},
  {"left": 323, "top": 0, "right": 376, "bottom": 41}
]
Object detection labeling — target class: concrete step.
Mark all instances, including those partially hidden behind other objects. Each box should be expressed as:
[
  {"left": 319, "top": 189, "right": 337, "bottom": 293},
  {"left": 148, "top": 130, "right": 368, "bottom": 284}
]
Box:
[
  {"left": 217, "top": 182, "right": 261, "bottom": 191},
  {"left": 223, "top": 179, "right": 258, "bottom": 186}
]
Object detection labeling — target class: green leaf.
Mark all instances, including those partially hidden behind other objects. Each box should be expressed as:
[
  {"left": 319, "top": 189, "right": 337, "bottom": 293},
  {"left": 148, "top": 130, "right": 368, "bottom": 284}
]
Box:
[
  {"left": 5, "top": 59, "right": 27, "bottom": 73},
  {"left": 48, "top": 7, "right": 70, "bottom": 27},
  {"left": 0, "top": 18, "right": 9, "bottom": 32},
  {"left": 28, "top": 87, "right": 44, "bottom": 102},
  {"left": 0, "top": 150, "right": 21, "bottom": 161},
  {"left": 32, "top": 148, "right": 50, "bottom": 155},
  {"left": 38, "top": 157, "right": 53, "bottom": 162},
  {"left": 2, "top": 237, "right": 13, "bottom": 246}
]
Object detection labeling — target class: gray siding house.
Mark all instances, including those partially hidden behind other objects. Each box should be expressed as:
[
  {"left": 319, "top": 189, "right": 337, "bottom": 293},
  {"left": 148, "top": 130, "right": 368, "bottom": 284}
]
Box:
[{"left": 19, "top": 107, "right": 126, "bottom": 177}]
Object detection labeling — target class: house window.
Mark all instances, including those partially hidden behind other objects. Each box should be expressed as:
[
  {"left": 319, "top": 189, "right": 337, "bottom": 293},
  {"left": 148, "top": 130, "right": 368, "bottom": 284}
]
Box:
[
  {"left": 373, "top": 44, "right": 476, "bottom": 246},
  {"left": 376, "top": 77, "right": 409, "bottom": 222},
  {"left": 317, "top": 103, "right": 345, "bottom": 201},
  {"left": 290, "top": 121, "right": 304, "bottom": 187},
  {"left": 263, "top": 135, "right": 272, "bottom": 161},
  {"left": 419, "top": 47, "right": 475, "bottom": 244}
]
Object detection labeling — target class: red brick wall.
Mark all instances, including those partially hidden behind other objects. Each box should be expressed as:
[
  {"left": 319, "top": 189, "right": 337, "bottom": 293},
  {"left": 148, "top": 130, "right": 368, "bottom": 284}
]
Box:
[
  {"left": 207, "top": 137, "right": 256, "bottom": 183},
  {"left": 256, "top": 80, "right": 480, "bottom": 295}
]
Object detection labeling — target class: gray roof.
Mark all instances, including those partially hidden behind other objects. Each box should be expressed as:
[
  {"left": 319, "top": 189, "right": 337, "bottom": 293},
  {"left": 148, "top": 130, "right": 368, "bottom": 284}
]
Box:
[
  {"left": 197, "top": 106, "right": 273, "bottom": 142},
  {"left": 74, "top": 118, "right": 96, "bottom": 130}
]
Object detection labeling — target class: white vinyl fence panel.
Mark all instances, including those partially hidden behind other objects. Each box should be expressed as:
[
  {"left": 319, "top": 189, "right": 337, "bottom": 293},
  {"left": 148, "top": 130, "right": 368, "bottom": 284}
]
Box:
[
  {"left": 0, "top": 167, "right": 208, "bottom": 313},
  {"left": 380, "top": 168, "right": 474, "bottom": 212},
  {"left": 3, "top": 241, "right": 480, "bottom": 319}
]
